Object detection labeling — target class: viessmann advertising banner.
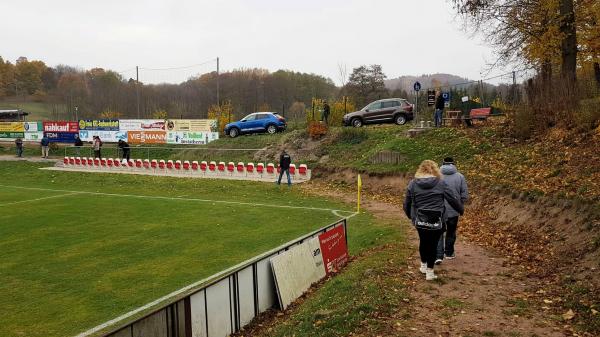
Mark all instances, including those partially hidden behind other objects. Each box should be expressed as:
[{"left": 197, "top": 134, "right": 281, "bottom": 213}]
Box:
[
  {"left": 43, "top": 121, "right": 79, "bottom": 133},
  {"left": 128, "top": 131, "right": 166, "bottom": 144},
  {"left": 79, "top": 130, "right": 128, "bottom": 142},
  {"left": 165, "top": 119, "right": 216, "bottom": 132},
  {"left": 119, "top": 119, "right": 165, "bottom": 131},
  {"left": 0, "top": 122, "right": 25, "bottom": 132},
  {"left": 166, "top": 131, "right": 220, "bottom": 144},
  {"left": 78, "top": 119, "right": 119, "bottom": 131}
]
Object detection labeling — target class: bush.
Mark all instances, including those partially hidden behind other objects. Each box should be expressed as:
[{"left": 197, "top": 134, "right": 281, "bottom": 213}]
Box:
[{"left": 574, "top": 97, "right": 600, "bottom": 132}]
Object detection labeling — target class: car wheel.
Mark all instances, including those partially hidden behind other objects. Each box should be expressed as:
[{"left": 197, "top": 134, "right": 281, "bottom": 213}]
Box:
[
  {"left": 394, "top": 114, "right": 407, "bottom": 125},
  {"left": 229, "top": 128, "right": 239, "bottom": 138},
  {"left": 351, "top": 118, "right": 363, "bottom": 128},
  {"left": 267, "top": 125, "right": 277, "bottom": 134}
]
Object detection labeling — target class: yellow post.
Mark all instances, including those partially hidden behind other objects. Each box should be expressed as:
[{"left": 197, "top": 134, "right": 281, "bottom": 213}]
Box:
[{"left": 357, "top": 174, "right": 362, "bottom": 213}]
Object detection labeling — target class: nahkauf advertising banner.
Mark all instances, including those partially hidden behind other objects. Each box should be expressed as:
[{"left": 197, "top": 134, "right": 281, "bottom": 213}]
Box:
[
  {"left": 119, "top": 119, "right": 165, "bottom": 131},
  {"left": 44, "top": 132, "right": 78, "bottom": 143},
  {"left": 43, "top": 121, "right": 79, "bottom": 133},
  {"left": 165, "top": 119, "right": 216, "bottom": 132},
  {"left": 128, "top": 130, "right": 166, "bottom": 144},
  {"left": 78, "top": 119, "right": 119, "bottom": 131},
  {"left": 79, "top": 130, "right": 127, "bottom": 142},
  {"left": 166, "top": 131, "right": 220, "bottom": 144},
  {"left": 0, "top": 122, "right": 25, "bottom": 132}
]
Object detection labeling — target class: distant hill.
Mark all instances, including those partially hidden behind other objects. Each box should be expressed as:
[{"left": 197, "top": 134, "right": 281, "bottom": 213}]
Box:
[{"left": 385, "top": 73, "right": 472, "bottom": 92}]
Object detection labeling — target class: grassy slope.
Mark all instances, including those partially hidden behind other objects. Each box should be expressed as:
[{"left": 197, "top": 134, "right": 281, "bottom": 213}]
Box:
[{"left": 0, "top": 161, "right": 391, "bottom": 337}]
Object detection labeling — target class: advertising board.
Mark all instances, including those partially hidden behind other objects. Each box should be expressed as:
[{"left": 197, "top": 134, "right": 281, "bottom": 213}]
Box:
[
  {"left": 0, "top": 131, "right": 25, "bottom": 138},
  {"left": 166, "top": 131, "right": 220, "bottom": 144},
  {"left": 0, "top": 122, "right": 24, "bottom": 132},
  {"left": 119, "top": 119, "right": 165, "bottom": 131},
  {"left": 24, "top": 122, "right": 42, "bottom": 132},
  {"left": 165, "top": 119, "right": 216, "bottom": 132},
  {"left": 25, "top": 132, "right": 44, "bottom": 141},
  {"left": 44, "top": 132, "right": 78, "bottom": 143},
  {"left": 43, "top": 121, "right": 79, "bottom": 133},
  {"left": 318, "top": 225, "right": 349, "bottom": 275},
  {"left": 78, "top": 119, "right": 119, "bottom": 131},
  {"left": 79, "top": 130, "right": 128, "bottom": 142},
  {"left": 127, "top": 131, "right": 166, "bottom": 144}
]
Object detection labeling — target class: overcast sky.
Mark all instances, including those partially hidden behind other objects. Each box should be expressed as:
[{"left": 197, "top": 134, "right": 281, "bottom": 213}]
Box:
[{"left": 0, "top": 0, "right": 498, "bottom": 85}]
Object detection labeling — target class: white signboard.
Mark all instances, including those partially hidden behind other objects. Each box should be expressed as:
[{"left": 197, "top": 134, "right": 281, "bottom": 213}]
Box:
[
  {"left": 461, "top": 96, "right": 470, "bottom": 103},
  {"left": 119, "top": 119, "right": 165, "bottom": 131},
  {"left": 24, "top": 122, "right": 40, "bottom": 132},
  {"left": 166, "top": 131, "right": 220, "bottom": 145},
  {"left": 24, "top": 132, "right": 44, "bottom": 141},
  {"left": 270, "top": 237, "right": 325, "bottom": 309},
  {"left": 79, "top": 130, "right": 128, "bottom": 142}
]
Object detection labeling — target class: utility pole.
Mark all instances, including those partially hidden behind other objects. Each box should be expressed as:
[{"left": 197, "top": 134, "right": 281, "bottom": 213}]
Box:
[
  {"left": 512, "top": 71, "right": 517, "bottom": 105},
  {"left": 136, "top": 66, "right": 140, "bottom": 119},
  {"left": 216, "top": 57, "right": 220, "bottom": 108}
]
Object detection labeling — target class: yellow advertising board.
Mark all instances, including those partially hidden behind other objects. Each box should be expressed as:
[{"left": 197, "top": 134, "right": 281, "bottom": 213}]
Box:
[
  {"left": 165, "top": 119, "right": 216, "bottom": 132},
  {"left": 0, "top": 122, "right": 25, "bottom": 132}
]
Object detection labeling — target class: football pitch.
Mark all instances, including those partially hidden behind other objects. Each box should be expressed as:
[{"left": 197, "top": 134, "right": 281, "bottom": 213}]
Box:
[{"left": 0, "top": 161, "right": 370, "bottom": 337}]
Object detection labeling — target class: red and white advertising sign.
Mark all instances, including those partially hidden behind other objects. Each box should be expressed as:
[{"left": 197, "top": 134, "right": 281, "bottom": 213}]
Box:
[
  {"left": 127, "top": 130, "right": 167, "bottom": 144},
  {"left": 318, "top": 225, "right": 349, "bottom": 275},
  {"left": 43, "top": 121, "right": 79, "bottom": 133}
]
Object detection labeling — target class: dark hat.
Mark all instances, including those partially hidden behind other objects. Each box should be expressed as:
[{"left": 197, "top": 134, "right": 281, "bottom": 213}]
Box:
[{"left": 443, "top": 157, "right": 455, "bottom": 164}]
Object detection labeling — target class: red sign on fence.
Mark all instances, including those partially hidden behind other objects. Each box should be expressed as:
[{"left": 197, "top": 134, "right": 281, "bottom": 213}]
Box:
[
  {"left": 318, "top": 224, "right": 348, "bottom": 275},
  {"left": 43, "top": 121, "right": 79, "bottom": 133}
]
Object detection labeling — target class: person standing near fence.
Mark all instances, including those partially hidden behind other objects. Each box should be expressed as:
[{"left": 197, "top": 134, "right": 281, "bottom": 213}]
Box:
[
  {"left": 118, "top": 139, "right": 130, "bottom": 161},
  {"left": 277, "top": 149, "right": 292, "bottom": 186},
  {"left": 322, "top": 100, "right": 331, "bottom": 125},
  {"left": 15, "top": 137, "right": 23, "bottom": 158},
  {"left": 93, "top": 136, "right": 102, "bottom": 159},
  {"left": 434, "top": 92, "right": 445, "bottom": 127},
  {"left": 436, "top": 157, "right": 468, "bottom": 264},
  {"left": 74, "top": 134, "right": 83, "bottom": 156},
  {"left": 403, "top": 160, "right": 463, "bottom": 281},
  {"left": 40, "top": 135, "right": 50, "bottom": 158}
]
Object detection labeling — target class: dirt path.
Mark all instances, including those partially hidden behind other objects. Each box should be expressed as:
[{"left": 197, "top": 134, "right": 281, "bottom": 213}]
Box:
[
  {"left": 302, "top": 183, "right": 569, "bottom": 337},
  {"left": 0, "top": 155, "right": 59, "bottom": 162}
]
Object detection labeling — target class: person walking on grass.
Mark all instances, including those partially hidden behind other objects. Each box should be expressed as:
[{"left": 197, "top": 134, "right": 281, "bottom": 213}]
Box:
[
  {"left": 40, "top": 135, "right": 50, "bottom": 158},
  {"left": 277, "top": 149, "right": 292, "bottom": 186},
  {"left": 74, "top": 134, "right": 83, "bottom": 156},
  {"left": 403, "top": 160, "right": 464, "bottom": 281},
  {"left": 15, "top": 137, "right": 23, "bottom": 158},
  {"left": 118, "top": 139, "right": 130, "bottom": 161},
  {"left": 93, "top": 136, "right": 102, "bottom": 159},
  {"left": 434, "top": 92, "right": 445, "bottom": 127},
  {"left": 436, "top": 157, "right": 469, "bottom": 264}
]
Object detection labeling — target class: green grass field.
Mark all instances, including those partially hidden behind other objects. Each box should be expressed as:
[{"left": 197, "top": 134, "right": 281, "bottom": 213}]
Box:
[{"left": 0, "top": 161, "right": 387, "bottom": 337}]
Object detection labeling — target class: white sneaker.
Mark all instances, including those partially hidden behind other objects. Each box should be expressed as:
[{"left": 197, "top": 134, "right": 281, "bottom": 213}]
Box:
[
  {"left": 435, "top": 259, "right": 443, "bottom": 265},
  {"left": 445, "top": 254, "right": 456, "bottom": 260},
  {"left": 426, "top": 268, "right": 438, "bottom": 281},
  {"left": 419, "top": 262, "right": 427, "bottom": 274}
]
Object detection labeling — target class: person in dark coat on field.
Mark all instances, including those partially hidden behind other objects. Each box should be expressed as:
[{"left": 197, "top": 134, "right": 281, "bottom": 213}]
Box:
[
  {"left": 434, "top": 92, "right": 445, "bottom": 127},
  {"left": 118, "top": 139, "right": 130, "bottom": 161},
  {"left": 15, "top": 137, "right": 23, "bottom": 157},
  {"left": 74, "top": 134, "right": 83, "bottom": 156},
  {"left": 436, "top": 157, "right": 469, "bottom": 264},
  {"left": 40, "top": 135, "right": 50, "bottom": 158},
  {"left": 403, "top": 160, "right": 464, "bottom": 281},
  {"left": 322, "top": 100, "right": 331, "bottom": 125},
  {"left": 277, "top": 149, "right": 292, "bottom": 186}
]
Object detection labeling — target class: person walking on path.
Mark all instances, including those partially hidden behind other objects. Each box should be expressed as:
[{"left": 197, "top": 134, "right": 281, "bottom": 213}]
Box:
[
  {"left": 434, "top": 92, "right": 445, "bottom": 127},
  {"left": 15, "top": 137, "right": 23, "bottom": 157},
  {"left": 118, "top": 139, "right": 130, "bottom": 161},
  {"left": 92, "top": 136, "right": 102, "bottom": 159},
  {"left": 436, "top": 157, "right": 469, "bottom": 264},
  {"left": 322, "top": 100, "right": 331, "bottom": 125},
  {"left": 40, "top": 135, "right": 50, "bottom": 158},
  {"left": 277, "top": 149, "right": 292, "bottom": 186},
  {"left": 74, "top": 134, "right": 83, "bottom": 156},
  {"left": 403, "top": 160, "right": 464, "bottom": 281}
]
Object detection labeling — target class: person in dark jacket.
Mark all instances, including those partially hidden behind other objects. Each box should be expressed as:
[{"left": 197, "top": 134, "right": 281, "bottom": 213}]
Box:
[
  {"left": 40, "top": 136, "right": 50, "bottom": 158},
  {"left": 92, "top": 136, "right": 102, "bottom": 159},
  {"left": 403, "top": 160, "right": 464, "bottom": 280},
  {"left": 15, "top": 137, "right": 23, "bottom": 157},
  {"left": 118, "top": 139, "right": 130, "bottom": 161},
  {"left": 74, "top": 134, "right": 83, "bottom": 156},
  {"left": 436, "top": 157, "right": 469, "bottom": 263},
  {"left": 434, "top": 92, "right": 445, "bottom": 127},
  {"left": 277, "top": 149, "right": 292, "bottom": 186},
  {"left": 322, "top": 100, "right": 331, "bottom": 125}
]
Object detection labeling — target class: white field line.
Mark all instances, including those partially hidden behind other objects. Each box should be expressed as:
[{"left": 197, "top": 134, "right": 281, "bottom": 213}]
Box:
[
  {"left": 0, "top": 192, "right": 80, "bottom": 207},
  {"left": 0, "top": 184, "right": 357, "bottom": 215}
]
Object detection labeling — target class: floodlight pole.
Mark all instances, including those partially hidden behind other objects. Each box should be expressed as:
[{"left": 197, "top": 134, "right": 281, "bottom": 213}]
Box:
[
  {"left": 216, "top": 57, "right": 220, "bottom": 108},
  {"left": 136, "top": 66, "right": 140, "bottom": 118}
]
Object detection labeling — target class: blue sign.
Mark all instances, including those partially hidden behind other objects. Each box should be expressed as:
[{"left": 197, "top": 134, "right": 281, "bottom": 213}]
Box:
[
  {"left": 413, "top": 81, "right": 422, "bottom": 92},
  {"left": 44, "top": 132, "right": 78, "bottom": 143},
  {"left": 442, "top": 92, "right": 451, "bottom": 102}
]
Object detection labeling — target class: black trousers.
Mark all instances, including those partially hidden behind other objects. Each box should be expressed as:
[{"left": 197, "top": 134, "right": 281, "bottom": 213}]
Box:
[
  {"left": 94, "top": 150, "right": 101, "bottom": 159},
  {"left": 417, "top": 228, "right": 443, "bottom": 269},
  {"left": 122, "top": 149, "right": 130, "bottom": 161}
]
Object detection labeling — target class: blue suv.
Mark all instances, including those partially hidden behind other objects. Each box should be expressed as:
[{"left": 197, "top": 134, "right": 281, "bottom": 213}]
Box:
[{"left": 224, "top": 112, "right": 287, "bottom": 138}]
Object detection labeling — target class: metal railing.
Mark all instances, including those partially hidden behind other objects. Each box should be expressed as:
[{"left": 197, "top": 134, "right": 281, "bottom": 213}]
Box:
[{"left": 73, "top": 219, "right": 347, "bottom": 337}]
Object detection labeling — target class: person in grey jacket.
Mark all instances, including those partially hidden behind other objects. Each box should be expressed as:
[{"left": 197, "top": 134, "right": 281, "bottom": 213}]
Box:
[
  {"left": 404, "top": 160, "right": 464, "bottom": 281},
  {"left": 436, "top": 157, "right": 469, "bottom": 263}
]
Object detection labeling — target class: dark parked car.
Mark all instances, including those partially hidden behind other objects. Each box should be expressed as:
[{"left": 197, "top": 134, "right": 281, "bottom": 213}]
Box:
[
  {"left": 343, "top": 98, "right": 414, "bottom": 127},
  {"left": 224, "top": 112, "right": 287, "bottom": 138}
]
